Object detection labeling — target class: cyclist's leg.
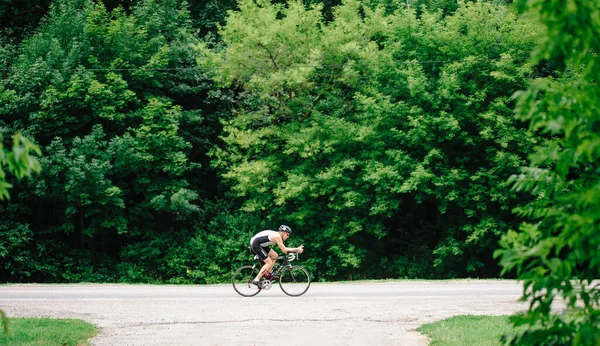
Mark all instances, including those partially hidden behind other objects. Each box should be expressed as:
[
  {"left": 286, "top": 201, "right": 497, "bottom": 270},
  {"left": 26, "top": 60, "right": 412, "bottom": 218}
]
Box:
[
  {"left": 267, "top": 248, "right": 278, "bottom": 262},
  {"left": 251, "top": 244, "right": 273, "bottom": 282},
  {"left": 254, "top": 258, "right": 275, "bottom": 282},
  {"left": 264, "top": 248, "right": 278, "bottom": 278},
  {"left": 255, "top": 248, "right": 278, "bottom": 281}
]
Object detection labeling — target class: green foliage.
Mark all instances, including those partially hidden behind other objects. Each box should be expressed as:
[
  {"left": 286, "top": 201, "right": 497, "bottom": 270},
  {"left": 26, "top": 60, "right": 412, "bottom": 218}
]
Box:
[
  {"left": 177, "top": 205, "right": 265, "bottom": 284},
  {"left": 0, "top": 0, "right": 562, "bottom": 284},
  {"left": 113, "top": 202, "right": 267, "bottom": 284},
  {"left": 0, "top": 0, "right": 218, "bottom": 282},
  {"left": 0, "top": 221, "right": 35, "bottom": 279},
  {"left": 0, "top": 133, "right": 41, "bottom": 199},
  {"left": 187, "top": 0, "right": 239, "bottom": 36},
  {"left": 494, "top": 0, "right": 600, "bottom": 344},
  {"left": 199, "top": 0, "right": 542, "bottom": 280},
  {"left": 0, "top": 0, "right": 51, "bottom": 39}
]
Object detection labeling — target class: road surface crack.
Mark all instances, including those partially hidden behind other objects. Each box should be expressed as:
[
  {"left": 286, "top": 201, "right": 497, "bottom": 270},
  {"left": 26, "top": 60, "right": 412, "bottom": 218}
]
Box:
[{"left": 125, "top": 317, "right": 416, "bottom": 327}]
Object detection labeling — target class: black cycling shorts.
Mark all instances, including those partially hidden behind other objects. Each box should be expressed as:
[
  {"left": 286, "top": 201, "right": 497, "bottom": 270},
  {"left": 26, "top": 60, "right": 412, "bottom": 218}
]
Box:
[{"left": 250, "top": 242, "right": 271, "bottom": 261}]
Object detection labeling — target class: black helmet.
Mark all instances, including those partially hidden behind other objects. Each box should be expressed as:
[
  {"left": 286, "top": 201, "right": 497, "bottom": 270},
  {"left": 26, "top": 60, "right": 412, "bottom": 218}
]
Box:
[{"left": 278, "top": 225, "right": 292, "bottom": 233}]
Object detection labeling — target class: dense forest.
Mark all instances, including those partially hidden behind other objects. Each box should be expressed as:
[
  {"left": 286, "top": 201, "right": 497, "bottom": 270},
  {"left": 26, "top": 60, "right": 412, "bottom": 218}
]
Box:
[{"left": 0, "top": 0, "right": 559, "bottom": 283}]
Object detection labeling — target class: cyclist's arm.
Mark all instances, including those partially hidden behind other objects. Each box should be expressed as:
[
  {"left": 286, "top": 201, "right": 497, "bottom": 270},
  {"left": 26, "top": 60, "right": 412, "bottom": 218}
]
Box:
[{"left": 273, "top": 235, "right": 302, "bottom": 254}]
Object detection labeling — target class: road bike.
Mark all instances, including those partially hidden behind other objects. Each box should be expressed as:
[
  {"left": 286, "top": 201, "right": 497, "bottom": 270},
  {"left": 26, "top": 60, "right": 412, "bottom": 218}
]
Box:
[{"left": 232, "top": 250, "right": 311, "bottom": 297}]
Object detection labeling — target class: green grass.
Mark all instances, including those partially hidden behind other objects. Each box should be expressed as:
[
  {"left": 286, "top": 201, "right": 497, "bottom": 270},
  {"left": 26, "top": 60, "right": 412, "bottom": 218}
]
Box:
[
  {"left": 0, "top": 317, "right": 98, "bottom": 346},
  {"left": 418, "top": 315, "right": 517, "bottom": 346}
]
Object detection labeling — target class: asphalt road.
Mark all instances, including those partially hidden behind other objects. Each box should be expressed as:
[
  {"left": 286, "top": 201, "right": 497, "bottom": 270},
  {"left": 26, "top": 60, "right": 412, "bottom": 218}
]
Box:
[{"left": 1, "top": 281, "right": 529, "bottom": 345}]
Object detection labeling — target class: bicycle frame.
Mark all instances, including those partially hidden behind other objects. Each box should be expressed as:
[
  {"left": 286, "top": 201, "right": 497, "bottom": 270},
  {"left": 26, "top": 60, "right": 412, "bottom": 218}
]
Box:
[{"left": 252, "top": 252, "right": 298, "bottom": 281}]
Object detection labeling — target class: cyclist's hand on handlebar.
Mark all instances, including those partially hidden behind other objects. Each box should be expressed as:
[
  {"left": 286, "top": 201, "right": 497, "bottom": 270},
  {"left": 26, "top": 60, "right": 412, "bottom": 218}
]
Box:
[{"left": 297, "top": 244, "right": 304, "bottom": 254}]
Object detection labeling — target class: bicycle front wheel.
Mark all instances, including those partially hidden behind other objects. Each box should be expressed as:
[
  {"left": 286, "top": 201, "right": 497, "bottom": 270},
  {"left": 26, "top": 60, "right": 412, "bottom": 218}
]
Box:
[
  {"left": 232, "top": 265, "right": 261, "bottom": 297},
  {"left": 279, "top": 266, "right": 311, "bottom": 297}
]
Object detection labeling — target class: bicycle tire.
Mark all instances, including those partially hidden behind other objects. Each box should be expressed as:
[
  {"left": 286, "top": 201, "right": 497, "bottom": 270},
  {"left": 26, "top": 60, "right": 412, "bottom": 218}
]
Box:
[
  {"left": 279, "top": 266, "right": 311, "bottom": 297},
  {"left": 232, "top": 265, "right": 261, "bottom": 297}
]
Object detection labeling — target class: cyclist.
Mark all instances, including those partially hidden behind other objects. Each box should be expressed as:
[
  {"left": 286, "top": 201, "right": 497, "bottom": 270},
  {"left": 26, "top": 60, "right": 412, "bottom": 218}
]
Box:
[{"left": 249, "top": 225, "right": 304, "bottom": 287}]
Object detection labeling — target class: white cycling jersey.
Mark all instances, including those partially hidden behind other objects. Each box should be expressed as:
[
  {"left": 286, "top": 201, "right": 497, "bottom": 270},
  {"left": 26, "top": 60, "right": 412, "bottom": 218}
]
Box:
[{"left": 250, "top": 230, "right": 277, "bottom": 247}]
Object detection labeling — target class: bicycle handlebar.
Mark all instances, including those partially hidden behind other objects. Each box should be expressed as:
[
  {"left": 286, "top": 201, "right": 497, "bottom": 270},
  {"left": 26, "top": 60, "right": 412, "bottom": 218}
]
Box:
[{"left": 276, "top": 252, "right": 298, "bottom": 262}]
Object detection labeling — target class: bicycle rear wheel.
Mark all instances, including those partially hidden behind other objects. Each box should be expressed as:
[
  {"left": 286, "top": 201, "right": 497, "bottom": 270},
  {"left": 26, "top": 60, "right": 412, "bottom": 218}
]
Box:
[
  {"left": 232, "top": 265, "right": 261, "bottom": 297},
  {"left": 279, "top": 266, "right": 310, "bottom": 297}
]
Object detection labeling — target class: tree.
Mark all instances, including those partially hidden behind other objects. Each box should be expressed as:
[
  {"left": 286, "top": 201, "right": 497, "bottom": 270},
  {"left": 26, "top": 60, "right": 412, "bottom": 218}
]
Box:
[
  {"left": 198, "top": 0, "right": 542, "bottom": 279},
  {"left": 0, "top": 0, "right": 216, "bottom": 282},
  {"left": 495, "top": 0, "right": 600, "bottom": 344},
  {"left": 0, "top": 0, "right": 52, "bottom": 39},
  {"left": 0, "top": 133, "right": 41, "bottom": 283}
]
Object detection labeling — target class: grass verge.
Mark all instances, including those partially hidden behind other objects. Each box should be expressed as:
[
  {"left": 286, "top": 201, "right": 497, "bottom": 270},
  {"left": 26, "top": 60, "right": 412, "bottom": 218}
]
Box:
[
  {"left": 418, "top": 314, "right": 517, "bottom": 346},
  {"left": 0, "top": 317, "right": 98, "bottom": 346}
]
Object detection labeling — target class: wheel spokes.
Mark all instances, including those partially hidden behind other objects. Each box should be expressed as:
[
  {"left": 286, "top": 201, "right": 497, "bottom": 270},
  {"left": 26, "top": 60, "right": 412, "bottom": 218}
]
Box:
[
  {"left": 232, "top": 266, "right": 261, "bottom": 297},
  {"left": 279, "top": 266, "right": 310, "bottom": 297}
]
